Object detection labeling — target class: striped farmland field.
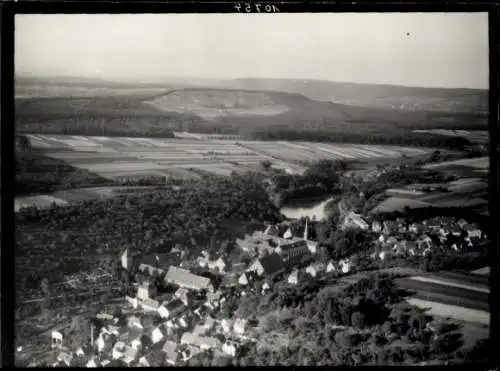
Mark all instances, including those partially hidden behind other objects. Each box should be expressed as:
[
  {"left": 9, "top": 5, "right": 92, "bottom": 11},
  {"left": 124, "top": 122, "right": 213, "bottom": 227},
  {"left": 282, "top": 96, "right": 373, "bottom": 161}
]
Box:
[
  {"left": 160, "top": 168, "right": 201, "bottom": 179},
  {"left": 21, "top": 134, "right": 435, "bottom": 180},
  {"left": 405, "top": 298, "right": 489, "bottom": 326},
  {"left": 429, "top": 271, "right": 489, "bottom": 288},
  {"left": 395, "top": 274, "right": 490, "bottom": 313},
  {"left": 423, "top": 156, "right": 489, "bottom": 170}
]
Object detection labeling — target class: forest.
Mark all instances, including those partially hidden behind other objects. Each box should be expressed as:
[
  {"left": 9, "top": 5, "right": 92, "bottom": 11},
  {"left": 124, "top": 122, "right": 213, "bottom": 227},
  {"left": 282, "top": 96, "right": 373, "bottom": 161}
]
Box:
[
  {"left": 15, "top": 84, "right": 486, "bottom": 150},
  {"left": 15, "top": 174, "right": 284, "bottom": 295},
  {"left": 188, "top": 274, "right": 489, "bottom": 366}
]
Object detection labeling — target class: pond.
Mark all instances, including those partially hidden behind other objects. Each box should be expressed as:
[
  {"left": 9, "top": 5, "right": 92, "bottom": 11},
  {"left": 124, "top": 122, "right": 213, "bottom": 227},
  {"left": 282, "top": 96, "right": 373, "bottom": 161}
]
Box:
[{"left": 280, "top": 196, "right": 336, "bottom": 220}]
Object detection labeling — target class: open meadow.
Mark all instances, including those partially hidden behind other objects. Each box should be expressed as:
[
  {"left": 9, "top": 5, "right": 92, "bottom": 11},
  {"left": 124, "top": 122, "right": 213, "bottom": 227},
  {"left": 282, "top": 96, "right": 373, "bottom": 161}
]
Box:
[{"left": 371, "top": 162, "right": 488, "bottom": 215}]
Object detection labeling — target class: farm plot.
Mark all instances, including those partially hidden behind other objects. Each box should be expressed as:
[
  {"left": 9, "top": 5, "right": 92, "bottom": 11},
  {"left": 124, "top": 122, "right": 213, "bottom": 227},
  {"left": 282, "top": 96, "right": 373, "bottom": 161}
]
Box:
[
  {"left": 51, "top": 188, "right": 111, "bottom": 203},
  {"left": 153, "top": 167, "right": 201, "bottom": 179},
  {"left": 423, "top": 156, "right": 488, "bottom": 170},
  {"left": 45, "top": 152, "right": 139, "bottom": 164},
  {"left": 370, "top": 197, "right": 432, "bottom": 213},
  {"left": 386, "top": 189, "right": 427, "bottom": 198},
  {"left": 446, "top": 180, "right": 487, "bottom": 193},
  {"left": 413, "top": 130, "right": 489, "bottom": 144},
  {"left": 245, "top": 141, "right": 432, "bottom": 164},
  {"left": 447, "top": 178, "right": 484, "bottom": 188},
  {"left": 419, "top": 190, "right": 487, "bottom": 204},
  {"left": 242, "top": 142, "right": 319, "bottom": 163},
  {"left": 405, "top": 298, "right": 489, "bottom": 326},
  {"left": 186, "top": 163, "right": 243, "bottom": 177}
]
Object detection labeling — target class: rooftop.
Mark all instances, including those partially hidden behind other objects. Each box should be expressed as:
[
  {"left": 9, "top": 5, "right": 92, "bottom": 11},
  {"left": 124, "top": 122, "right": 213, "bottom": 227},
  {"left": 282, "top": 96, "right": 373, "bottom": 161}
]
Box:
[{"left": 165, "top": 266, "right": 212, "bottom": 291}]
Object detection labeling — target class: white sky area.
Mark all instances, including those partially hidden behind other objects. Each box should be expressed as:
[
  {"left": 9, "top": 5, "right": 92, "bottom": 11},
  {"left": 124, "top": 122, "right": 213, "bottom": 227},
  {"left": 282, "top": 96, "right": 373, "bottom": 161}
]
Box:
[{"left": 15, "top": 13, "right": 488, "bottom": 89}]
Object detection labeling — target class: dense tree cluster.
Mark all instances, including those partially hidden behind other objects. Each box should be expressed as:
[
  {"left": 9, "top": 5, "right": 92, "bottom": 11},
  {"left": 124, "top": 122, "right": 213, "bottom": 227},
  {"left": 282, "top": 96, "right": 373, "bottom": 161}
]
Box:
[
  {"left": 15, "top": 175, "right": 283, "bottom": 298},
  {"left": 247, "top": 128, "right": 474, "bottom": 151},
  {"left": 264, "top": 159, "right": 349, "bottom": 207},
  {"left": 227, "top": 273, "right": 467, "bottom": 366},
  {"left": 16, "top": 115, "right": 178, "bottom": 138}
]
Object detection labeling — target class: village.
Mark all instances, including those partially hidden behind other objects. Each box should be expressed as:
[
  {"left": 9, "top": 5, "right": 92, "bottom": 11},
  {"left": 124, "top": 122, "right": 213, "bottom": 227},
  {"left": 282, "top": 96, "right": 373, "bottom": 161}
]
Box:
[{"left": 39, "top": 210, "right": 487, "bottom": 367}]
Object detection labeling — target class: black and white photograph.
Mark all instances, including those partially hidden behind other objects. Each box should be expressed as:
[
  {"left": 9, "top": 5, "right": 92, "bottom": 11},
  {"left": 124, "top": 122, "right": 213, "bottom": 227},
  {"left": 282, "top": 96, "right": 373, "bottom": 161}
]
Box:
[{"left": 14, "top": 12, "right": 490, "bottom": 367}]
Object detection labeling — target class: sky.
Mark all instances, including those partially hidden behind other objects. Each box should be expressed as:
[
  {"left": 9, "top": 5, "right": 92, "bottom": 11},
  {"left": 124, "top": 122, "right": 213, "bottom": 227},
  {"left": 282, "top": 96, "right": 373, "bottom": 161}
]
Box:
[{"left": 15, "top": 13, "right": 488, "bottom": 89}]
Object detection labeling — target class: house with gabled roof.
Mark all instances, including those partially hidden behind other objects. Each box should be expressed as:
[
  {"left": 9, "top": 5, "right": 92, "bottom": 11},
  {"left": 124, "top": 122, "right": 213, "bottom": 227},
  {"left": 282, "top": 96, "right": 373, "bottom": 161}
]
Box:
[
  {"left": 86, "top": 357, "right": 99, "bottom": 368},
  {"left": 344, "top": 212, "right": 369, "bottom": 230},
  {"left": 125, "top": 295, "right": 139, "bottom": 309},
  {"left": 417, "top": 234, "right": 433, "bottom": 250},
  {"left": 99, "top": 357, "right": 111, "bottom": 367},
  {"left": 180, "top": 345, "right": 202, "bottom": 362},
  {"left": 238, "top": 272, "right": 249, "bottom": 286},
  {"left": 425, "top": 219, "right": 441, "bottom": 232},
  {"left": 57, "top": 351, "right": 73, "bottom": 367},
  {"left": 142, "top": 298, "right": 160, "bottom": 312},
  {"left": 112, "top": 341, "right": 127, "bottom": 360},
  {"left": 448, "top": 225, "right": 462, "bottom": 237},
  {"left": 162, "top": 340, "right": 179, "bottom": 365},
  {"left": 220, "top": 319, "right": 233, "bottom": 333},
  {"left": 158, "top": 298, "right": 185, "bottom": 319},
  {"left": 326, "top": 261, "right": 337, "bottom": 273},
  {"left": 177, "top": 314, "right": 193, "bottom": 329},
  {"left": 288, "top": 269, "right": 299, "bottom": 285},
  {"left": 264, "top": 224, "right": 284, "bottom": 237},
  {"left": 164, "top": 266, "right": 213, "bottom": 292},
  {"left": 385, "top": 236, "right": 398, "bottom": 249},
  {"left": 464, "top": 223, "right": 482, "bottom": 239},
  {"left": 192, "top": 324, "right": 208, "bottom": 336},
  {"left": 146, "top": 326, "right": 165, "bottom": 344},
  {"left": 75, "top": 347, "right": 85, "bottom": 357},
  {"left": 208, "top": 256, "right": 230, "bottom": 273},
  {"left": 371, "top": 221, "right": 382, "bottom": 233},
  {"left": 408, "top": 223, "right": 421, "bottom": 234},
  {"left": 261, "top": 280, "right": 272, "bottom": 294},
  {"left": 122, "top": 345, "right": 139, "bottom": 365},
  {"left": 137, "top": 281, "right": 157, "bottom": 301},
  {"left": 339, "top": 258, "right": 352, "bottom": 274},
  {"left": 127, "top": 327, "right": 143, "bottom": 349},
  {"left": 222, "top": 341, "right": 237, "bottom": 357},
  {"left": 174, "top": 287, "right": 197, "bottom": 307},
  {"left": 204, "top": 316, "right": 215, "bottom": 331},
  {"left": 305, "top": 262, "right": 326, "bottom": 277},
  {"left": 233, "top": 318, "right": 247, "bottom": 335},
  {"left": 51, "top": 331, "right": 63, "bottom": 349},
  {"left": 139, "top": 350, "right": 166, "bottom": 368}
]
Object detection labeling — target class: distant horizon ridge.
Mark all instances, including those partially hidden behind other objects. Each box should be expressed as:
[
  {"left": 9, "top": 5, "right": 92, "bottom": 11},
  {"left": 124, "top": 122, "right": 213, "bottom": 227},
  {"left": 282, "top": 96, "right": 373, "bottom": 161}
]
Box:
[{"left": 15, "top": 73, "right": 487, "bottom": 91}]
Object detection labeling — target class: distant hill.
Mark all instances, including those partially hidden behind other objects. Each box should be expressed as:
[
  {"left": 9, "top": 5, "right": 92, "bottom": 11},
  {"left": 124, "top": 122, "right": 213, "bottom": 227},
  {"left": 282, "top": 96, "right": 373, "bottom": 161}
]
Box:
[
  {"left": 15, "top": 75, "right": 220, "bottom": 93},
  {"left": 218, "top": 78, "right": 488, "bottom": 114},
  {"left": 16, "top": 75, "right": 488, "bottom": 115},
  {"left": 15, "top": 76, "right": 487, "bottom": 149}
]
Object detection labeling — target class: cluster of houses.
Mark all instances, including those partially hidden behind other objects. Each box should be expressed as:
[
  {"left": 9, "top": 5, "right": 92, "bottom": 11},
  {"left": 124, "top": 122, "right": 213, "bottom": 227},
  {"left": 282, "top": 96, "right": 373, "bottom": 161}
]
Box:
[
  {"left": 43, "top": 211, "right": 486, "bottom": 367},
  {"left": 45, "top": 221, "right": 329, "bottom": 367},
  {"left": 48, "top": 262, "right": 259, "bottom": 367},
  {"left": 368, "top": 216, "right": 486, "bottom": 260}
]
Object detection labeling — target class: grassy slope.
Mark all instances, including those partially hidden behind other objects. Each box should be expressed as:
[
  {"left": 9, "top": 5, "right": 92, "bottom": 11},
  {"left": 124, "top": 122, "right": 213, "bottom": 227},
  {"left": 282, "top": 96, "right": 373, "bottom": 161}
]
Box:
[
  {"left": 221, "top": 78, "right": 488, "bottom": 114},
  {"left": 15, "top": 152, "right": 114, "bottom": 196}
]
